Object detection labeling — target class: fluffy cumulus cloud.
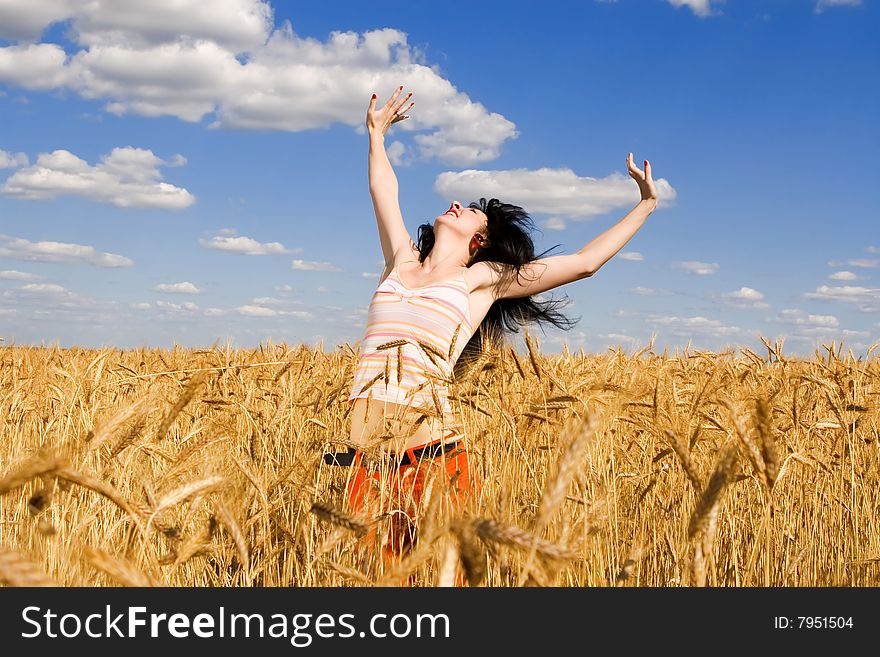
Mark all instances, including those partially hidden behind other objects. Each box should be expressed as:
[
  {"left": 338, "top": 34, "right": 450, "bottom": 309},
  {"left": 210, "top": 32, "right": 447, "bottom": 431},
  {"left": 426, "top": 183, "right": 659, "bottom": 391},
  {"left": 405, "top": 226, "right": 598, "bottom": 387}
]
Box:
[
  {"left": 1, "top": 147, "right": 194, "bottom": 209},
  {"left": 20, "top": 283, "right": 67, "bottom": 294},
  {"left": 0, "top": 269, "right": 39, "bottom": 280},
  {"left": 804, "top": 285, "right": 880, "bottom": 303},
  {"left": 775, "top": 308, "right": 839, "bottom": 329},
  {"left": 199, "top": 229, "right": 299, "bottom": 255},
  {"left": 0, "top": 149, "right": 28, "bottom": 168},
  {"left": 771, "top": 308, "right": 868, "bottom": 343},
  {"left": 647, "top": 314, "right": 742, "bottom": 338},
  {"left": 236, "top": 303, "right": 313, "bottom": 319},
  {"left": 666, "top": 0, "right": 725, "bottom": 18},
  {"left": 0, "top": 233, "right": 133, "bottom": 267},
  {"left": 829, "top": 271, "right": 857, "bottom": 281},
  {"left": 155, "top": 281, "right": 201, "bottom": 294},
  {"left": 155, "top": 300, "right": 199, "bottom": 314},
  {"left": 717, "top": 286, "right": 769, "bottom": 309},
  {"left": 434, "top": 168, "right": 677, "bottom": 222},
  {"left": 672, "top": 260, "right": 718, "bottom": 275},
  {"left": 0, "top": 1, "right": 516, "bottom": 165},
  {"left": 291, "top": 259, "right": 341, "bottom": 272}
]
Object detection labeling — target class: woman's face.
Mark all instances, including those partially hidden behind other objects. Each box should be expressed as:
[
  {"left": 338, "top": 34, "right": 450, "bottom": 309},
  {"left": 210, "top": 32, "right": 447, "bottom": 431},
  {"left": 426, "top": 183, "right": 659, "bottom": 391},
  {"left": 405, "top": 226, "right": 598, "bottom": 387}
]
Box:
[{"left": 436, "top": 200, "right": 488, "bottom": 237}]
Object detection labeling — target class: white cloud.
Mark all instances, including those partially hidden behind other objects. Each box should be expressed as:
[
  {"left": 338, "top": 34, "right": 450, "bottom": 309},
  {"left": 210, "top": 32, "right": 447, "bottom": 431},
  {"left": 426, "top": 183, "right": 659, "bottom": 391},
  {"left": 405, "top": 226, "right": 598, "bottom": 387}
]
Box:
[
  {"left": 629, "top": 287, "right": 673, "bottom": 296},
  {"left": 815, "top": 0, "right": 862, "bottom": 13},
  {"left": 829, "top": 271, "right": 857, "bottom": 281},
  {"left": 435, "top": 167, "right": 677, "bottom": 221},
  {"left": 20, "top": 283, "right": 67, "bottom": 294},
  {"left": 667, "top": 0, "right": 725, "bottom": 18},
  {"left": 828, "top": 258, "right": 879, "bottom": 268},
  {"left": 199, "top": 231, "right": 297, "bottom": 255},
  {"left": 619, "top": 251, "right": 644, "bottom": 261},
  {"left": 0, "top": 269, "right": 38, "bottom": 281},
  {"left": 775, "top": 309, "right": 839, "bottom": 328},
  {"left": 2, "top": 147, "right": 194, "bottom": 209},
  {"left": 648, "top": 314, "right": 742, "bottom": 337},
  {"left": 599, "top": 333, "right": 641, "bottom": 345},
  {"left": 672, "top": 260, "right": 719, "bottom": 275},
  {"left": 361, "top": 271, "right": 379, "bottom": 278},
  {"left": 385, "top": 140, "right": 408, "bottom": 167},
  {"left": 0, "top": 4, "right": 517, "bottom": 165},
  {"left": 0, "top": 233, "right": 133, "bottom": 267},
  {"left": 155, "top": 281, "right": 201, "bottom": 294},
  {"left": 291, "top": 259, "right": 341, "bottom": 272},
  {"left": 155, "top": 300, "right": 198, "bottom": 313},
  {"left": 204, "top": 307, "right": 226, "bottom": 316},
  {"left": 0, "top": 149, "right": 28, "bottom": 168},
  {"left": 275, "top": 283, "right": 294, "bottom": 292},
  {"left": 251, "top": 296, "right": 285, "bottom": 305},
  {"left": 544, "top": 217, "right": 567, "bottom": 231},
  {"left": 804, "top": 285, "right": 880, "bottom": 303},
  {"left": 237, "top": 304, "right": 277, "bottom": 317},
  {"left": 718, "top": 286, "right": 769, "bottom": 309},
  {"left": 867, "top": 246, "right": 879, "bottom": 254},
  {"left": 129, "top": 302, "right": 151, "bottom": 309}
]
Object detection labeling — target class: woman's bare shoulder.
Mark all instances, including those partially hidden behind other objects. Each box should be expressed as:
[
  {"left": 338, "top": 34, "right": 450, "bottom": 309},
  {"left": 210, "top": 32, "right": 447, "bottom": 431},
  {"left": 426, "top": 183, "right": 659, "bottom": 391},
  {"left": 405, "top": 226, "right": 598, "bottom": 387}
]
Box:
[{"left": 464, "top": 260, "right": 512, "bottom": 293}]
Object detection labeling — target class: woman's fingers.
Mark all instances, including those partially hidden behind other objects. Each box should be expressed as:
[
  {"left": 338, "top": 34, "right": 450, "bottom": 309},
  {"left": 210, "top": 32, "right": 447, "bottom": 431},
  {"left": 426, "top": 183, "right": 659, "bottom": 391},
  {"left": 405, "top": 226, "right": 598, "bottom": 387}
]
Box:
[
  {"left": 627, "top": 153, "right": 640, "bottom": 175},
  {"left": 386, "top": 85, "right": 406, "bottom": 108},
  {"left": 644, "top": 159, "right": 652, "bottom": 179},
  {"left": 393, "top": 93, "right": 413, "bottom": 114}
]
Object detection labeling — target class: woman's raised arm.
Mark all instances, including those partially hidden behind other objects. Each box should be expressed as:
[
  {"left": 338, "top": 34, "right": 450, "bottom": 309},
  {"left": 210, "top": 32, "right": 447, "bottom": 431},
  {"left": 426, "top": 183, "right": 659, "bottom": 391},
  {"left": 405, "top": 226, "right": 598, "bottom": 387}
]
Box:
[
  {"left": 366, "top": 87, "right": 417, "bottom": 266},
  {"left": 480, "top": 153, "right": 659, "bottom": 300}
]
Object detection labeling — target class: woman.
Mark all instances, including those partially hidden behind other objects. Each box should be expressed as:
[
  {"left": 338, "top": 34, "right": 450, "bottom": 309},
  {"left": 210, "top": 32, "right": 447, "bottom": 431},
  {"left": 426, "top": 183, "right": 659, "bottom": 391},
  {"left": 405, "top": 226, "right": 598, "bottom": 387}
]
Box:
[{"left": 334, "top": 85, "right": 658, "bottom": 564}]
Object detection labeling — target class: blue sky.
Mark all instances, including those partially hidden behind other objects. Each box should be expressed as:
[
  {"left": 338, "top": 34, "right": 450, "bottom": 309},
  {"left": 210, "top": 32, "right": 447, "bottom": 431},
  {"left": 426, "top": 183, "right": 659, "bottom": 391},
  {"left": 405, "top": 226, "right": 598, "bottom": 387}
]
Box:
[{"left": 0, "top": 0, "right": 877, "bottom": 357}]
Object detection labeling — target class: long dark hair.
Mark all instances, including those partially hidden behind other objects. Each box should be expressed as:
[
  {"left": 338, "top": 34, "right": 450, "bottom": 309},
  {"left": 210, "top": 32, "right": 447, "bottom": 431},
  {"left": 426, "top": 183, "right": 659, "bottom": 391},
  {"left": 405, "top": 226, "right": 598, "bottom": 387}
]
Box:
[{"left": 416, "top": 197, "right": 579, "bottom": 378}]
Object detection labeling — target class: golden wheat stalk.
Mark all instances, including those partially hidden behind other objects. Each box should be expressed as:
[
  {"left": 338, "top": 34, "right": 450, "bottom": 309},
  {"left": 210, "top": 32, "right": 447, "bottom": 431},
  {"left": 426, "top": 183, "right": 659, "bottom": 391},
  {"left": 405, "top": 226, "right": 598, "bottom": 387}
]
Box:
[
  {"left": 55, "top": 466, "right": 146, "bottom": 532},
  {"left": 0, "top": 545, "right": 56, "bottom": 586},
  {"left": 155, "top": 370, "right": 208, "bottom": 442},
  {"left": 326, "top": 560, "right": 372, "bottom": 585},
  {"left": 664, "top": 428, "right": 703, "bottom": 494},
  {"left": 688, "top": 442, "right": 739, "bottom": 540},
  {"left": 154, "top": 475, "right": 229, "bottom": 515},
  {"left": 448, "top": 324, "right": 462, "bottom": 361},
  {"left": 376, "top": 339, "right": 408, "bottom": 351},
  {"left": 437, "top": 538, "right": 459, "bottom": 588},
  {"left": 83, "top": 545, "right": 156, "bottom": 586},
  {"left": 524, "top": 331, "right": 543, "bottom": 378},
  {"left": 534, "top": 414, "right": 599, "bottom": 532},
  {"left": 508, "top": 346, "right": 526, "bottom": 379},
  {"left": 108, "top": 415, "right": 148, "bottom": 460},
  {"left": 754, "top": 397, "right": 780, "bottom": 490},
  {"left": 0, "top": 454, "right": 66, "bottom": 495},
  {"left": 473, "top": 518, "right": 577, "bottom": 562},
  {"left": 451, "top": 519, "right": 486, "bottom": 587},
  {"left": 721, "top": 397, "right": 766, "bottom": 484},
  {"left": 309, "top": 502, "right": 369, "bottom": 537},
  {"left": 87, "top": 397, "right": 150, "bottom": 451},
  {"left": 215, "top": 502, "right": 250, "bottom": 583}
]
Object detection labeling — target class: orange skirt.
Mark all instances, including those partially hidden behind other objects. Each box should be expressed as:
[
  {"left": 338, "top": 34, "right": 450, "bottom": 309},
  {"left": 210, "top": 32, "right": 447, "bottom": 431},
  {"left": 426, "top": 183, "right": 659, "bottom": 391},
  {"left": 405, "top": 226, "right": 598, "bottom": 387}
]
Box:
[{"left": 346, "top": 432, "right": 480, "bottom": 561}]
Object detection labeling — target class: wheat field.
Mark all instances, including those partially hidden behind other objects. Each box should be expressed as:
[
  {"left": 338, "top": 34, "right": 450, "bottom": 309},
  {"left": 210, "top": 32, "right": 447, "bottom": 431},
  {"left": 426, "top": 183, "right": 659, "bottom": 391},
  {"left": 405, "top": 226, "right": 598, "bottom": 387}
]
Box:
[{"left": 1, "top": 334, "right": 878, "bottom": 587}]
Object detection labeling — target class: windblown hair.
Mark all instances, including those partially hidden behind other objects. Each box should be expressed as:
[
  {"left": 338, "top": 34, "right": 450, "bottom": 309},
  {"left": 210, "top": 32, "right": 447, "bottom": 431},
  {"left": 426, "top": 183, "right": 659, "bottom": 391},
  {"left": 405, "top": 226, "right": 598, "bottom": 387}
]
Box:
[{"left": 416, "top": 197, "right": 579, "bottom": 378}]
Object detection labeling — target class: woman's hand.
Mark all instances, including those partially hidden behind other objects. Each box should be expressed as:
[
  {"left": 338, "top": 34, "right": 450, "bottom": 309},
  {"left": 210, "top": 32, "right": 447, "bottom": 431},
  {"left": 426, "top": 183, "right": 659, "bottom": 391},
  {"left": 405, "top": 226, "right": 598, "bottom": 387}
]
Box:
[
  {"left": 366, "top": 86, "right": 415, "bottom": 137},
  {"left": 627, "top": 152, "right": 658, "bottom": 205}
]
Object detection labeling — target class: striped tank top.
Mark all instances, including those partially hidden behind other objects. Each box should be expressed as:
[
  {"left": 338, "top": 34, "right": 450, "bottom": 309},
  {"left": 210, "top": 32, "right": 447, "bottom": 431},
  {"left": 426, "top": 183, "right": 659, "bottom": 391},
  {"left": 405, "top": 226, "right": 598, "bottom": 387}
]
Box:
[{"left": 348, "top": 259, "right": 475, "bottom": 421}]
